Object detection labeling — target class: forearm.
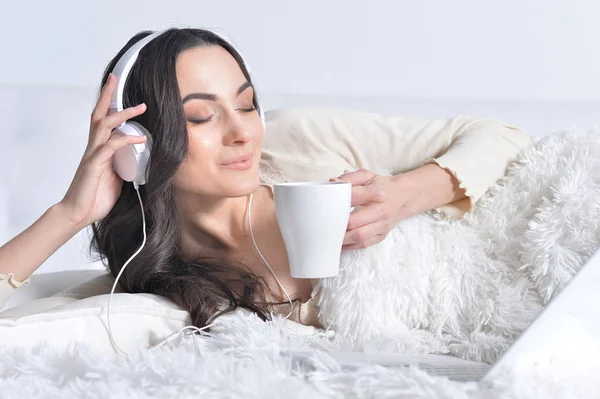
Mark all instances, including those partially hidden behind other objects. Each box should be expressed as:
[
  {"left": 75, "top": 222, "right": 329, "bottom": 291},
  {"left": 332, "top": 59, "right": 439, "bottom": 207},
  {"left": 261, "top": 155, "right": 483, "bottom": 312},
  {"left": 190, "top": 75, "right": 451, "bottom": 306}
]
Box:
[
  {"left": 0, "top": 203, "right": 83, "bottom": 281},
  {"left": 392, "top": 163, "right": 467, "bottom": 219}
]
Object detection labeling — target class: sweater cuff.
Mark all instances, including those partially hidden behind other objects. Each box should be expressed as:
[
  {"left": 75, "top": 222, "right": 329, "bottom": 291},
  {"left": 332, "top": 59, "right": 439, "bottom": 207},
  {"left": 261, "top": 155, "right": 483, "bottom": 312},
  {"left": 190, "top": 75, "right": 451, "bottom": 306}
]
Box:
[
  {"left": 0, "top": 273, "right": 31, "bottom": 288},
  {"left": 420, "top": 121, "right": 532, "bottom": 220},
  {"left": 421, "top": 157, "right": 475, "bottom": 220}
]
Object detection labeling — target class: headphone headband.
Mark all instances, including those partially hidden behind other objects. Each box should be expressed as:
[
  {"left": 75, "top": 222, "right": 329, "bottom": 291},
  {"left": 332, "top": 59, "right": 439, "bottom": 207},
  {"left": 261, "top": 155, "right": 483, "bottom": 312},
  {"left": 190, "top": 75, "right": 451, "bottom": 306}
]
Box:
[
  {"left": 108, "top": 29, "right": 264, "bottom": 126},
  {"left": 109, "top": 31, "right": 163, "bottom": 113}
]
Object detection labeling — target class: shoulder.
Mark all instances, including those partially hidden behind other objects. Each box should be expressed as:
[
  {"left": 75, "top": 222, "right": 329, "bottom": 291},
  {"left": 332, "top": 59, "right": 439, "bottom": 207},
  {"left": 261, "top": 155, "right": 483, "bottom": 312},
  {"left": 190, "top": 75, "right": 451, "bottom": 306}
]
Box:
[{"left": 258, "top": 159, "right": 288, "bottom": 187}]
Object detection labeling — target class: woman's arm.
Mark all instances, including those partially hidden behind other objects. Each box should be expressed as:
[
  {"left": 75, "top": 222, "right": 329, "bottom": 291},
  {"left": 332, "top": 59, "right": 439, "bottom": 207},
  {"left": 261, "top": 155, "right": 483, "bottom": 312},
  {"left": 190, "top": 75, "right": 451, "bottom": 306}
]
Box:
[
  {"left": 0, "top": 73, "right": 149, "bottom": 309},
  {"left": 417, "top": 117, "right": 532, "bottom": 218},
  {"left": 0, "top": 202, "right": 83, "bottom": 282},
  {"left": 262, "top": 108, "right": 532, "bottom": 219},
  {"left": 391, "top": 162, "right": 467, "bottom": 220}
]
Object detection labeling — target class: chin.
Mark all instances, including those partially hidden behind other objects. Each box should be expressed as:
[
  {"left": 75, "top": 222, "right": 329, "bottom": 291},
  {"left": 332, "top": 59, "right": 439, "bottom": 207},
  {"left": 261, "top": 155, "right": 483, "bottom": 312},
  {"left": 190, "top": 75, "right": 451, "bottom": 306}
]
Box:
[{"left": 223, "top": 168, "right": 260, "bottom": 197}]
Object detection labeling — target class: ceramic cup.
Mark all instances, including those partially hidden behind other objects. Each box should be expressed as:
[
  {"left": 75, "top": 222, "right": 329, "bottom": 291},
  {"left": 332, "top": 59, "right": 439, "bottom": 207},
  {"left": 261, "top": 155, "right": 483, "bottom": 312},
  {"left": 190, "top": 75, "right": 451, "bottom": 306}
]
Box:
[{"left": 274, "top": 182, "right": 355, "bottom": 278}]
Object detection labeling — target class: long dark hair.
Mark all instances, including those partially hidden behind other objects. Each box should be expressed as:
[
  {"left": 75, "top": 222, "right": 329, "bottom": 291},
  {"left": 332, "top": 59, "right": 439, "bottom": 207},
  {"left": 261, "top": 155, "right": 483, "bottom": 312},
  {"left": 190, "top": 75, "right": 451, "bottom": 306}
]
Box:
[{"left": 90, "top": 28, "right": 276, "bottom": 330}]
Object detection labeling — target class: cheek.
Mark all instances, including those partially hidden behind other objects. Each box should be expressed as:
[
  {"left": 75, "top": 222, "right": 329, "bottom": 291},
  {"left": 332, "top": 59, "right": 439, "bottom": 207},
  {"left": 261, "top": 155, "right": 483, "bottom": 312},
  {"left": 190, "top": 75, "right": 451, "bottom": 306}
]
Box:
[
  {"left": 190, "top": 134, "right": 218, "bottom": 158},
  {"left": 172, "top": 133, "right": 219, "bottom": 188}
]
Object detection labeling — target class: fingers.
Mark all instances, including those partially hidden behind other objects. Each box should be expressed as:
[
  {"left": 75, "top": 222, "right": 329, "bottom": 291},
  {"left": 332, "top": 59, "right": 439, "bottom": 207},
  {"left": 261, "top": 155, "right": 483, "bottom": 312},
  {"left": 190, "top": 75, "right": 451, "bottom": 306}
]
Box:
[
  {"left": 330, "top": 168, "right": 385, "bottom": 205},
  {"left": 342, "top": 220, "right": 386, "bottom": 248},
  {"left": 343, "top": 234, "right": 385, "bottom": 251},
  {"left": 346, "top": 203, "right": 389, "bottom": 231},
  {"left": 331, "top": 168, "right": 376, "bottom": 186},
  {"left": 102, "top": 103, "right": 147, "bottom": 131},
  {"left": 89, "top": 71, "right": 148, "bottom": 146},
  {"left": 88, "top": 103, "right": 147, "bottom": 151},
  {"left": 91, "top": 73, "right": 116, "bottom": 124},
  {"left": 93, "top": 133, "right": 148, "bottom": 167},
  {"left": 350, "top": 185, "right": 387, "bottom": 207}
]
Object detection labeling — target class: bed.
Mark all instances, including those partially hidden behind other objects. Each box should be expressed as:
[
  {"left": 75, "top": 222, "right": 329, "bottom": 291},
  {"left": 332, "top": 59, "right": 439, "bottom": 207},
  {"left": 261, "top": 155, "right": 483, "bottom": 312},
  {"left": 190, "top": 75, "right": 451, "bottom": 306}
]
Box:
[{"left": 1, "top": 84, "right": 599, "bottom": 398}]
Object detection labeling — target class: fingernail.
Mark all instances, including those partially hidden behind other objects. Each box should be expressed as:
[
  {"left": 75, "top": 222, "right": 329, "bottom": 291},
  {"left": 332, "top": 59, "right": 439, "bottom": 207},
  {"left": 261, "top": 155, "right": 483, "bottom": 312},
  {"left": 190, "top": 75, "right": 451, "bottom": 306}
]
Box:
[{"left": 138, "top": 103, "right": 146, "bottom": 108}]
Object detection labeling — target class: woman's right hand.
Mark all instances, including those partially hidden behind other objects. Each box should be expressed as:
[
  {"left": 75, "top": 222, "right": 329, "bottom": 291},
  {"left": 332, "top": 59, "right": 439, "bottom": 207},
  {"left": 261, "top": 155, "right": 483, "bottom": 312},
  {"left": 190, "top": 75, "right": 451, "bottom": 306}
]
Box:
[{"left": 58, "top": 73, "right": 149, "bottom": 229}]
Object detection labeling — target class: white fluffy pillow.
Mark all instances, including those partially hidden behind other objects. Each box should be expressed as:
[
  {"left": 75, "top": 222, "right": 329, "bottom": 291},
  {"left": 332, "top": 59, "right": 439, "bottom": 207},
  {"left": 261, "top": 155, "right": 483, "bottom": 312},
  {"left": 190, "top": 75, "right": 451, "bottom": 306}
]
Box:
[{"left": 0, "top": 274, "right": 191, "bottom": 358}]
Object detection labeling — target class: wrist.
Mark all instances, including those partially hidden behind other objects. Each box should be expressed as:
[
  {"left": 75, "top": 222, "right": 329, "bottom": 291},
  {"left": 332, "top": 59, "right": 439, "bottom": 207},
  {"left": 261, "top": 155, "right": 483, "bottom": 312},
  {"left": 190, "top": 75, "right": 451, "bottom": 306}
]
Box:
[
  {"left": 424, "top": 162, "right": 467, "bottom": 204},
  {"left": 389, "top": 172, "right": 422, "bottom": 219},
  {"left": 391, "top": 163, "right": 466, "bottom": 217},
  {"left": 50, "top": 202, "right": 88, "bottom": 233}
]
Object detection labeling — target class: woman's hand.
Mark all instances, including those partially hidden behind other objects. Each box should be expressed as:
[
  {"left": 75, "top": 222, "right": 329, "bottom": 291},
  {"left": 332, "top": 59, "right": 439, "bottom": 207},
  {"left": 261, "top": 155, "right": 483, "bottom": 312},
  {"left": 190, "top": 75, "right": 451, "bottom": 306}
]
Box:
[
  {"left": 59, "top": 73, "right": 148, "bottom": 229},
  {"left": 332, "top": 164, "right": 469, "bottom": 250},
  {"left": 331, "top": 168, "right": 414, "bottom": 250}
]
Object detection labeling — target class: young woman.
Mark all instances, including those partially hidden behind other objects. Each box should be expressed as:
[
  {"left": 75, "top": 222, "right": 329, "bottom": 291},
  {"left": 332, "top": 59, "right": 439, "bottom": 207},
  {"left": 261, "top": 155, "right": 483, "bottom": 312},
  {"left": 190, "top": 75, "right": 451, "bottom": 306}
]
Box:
[{"left": 0, "top": 28, "right": 531, "bottom": 331}]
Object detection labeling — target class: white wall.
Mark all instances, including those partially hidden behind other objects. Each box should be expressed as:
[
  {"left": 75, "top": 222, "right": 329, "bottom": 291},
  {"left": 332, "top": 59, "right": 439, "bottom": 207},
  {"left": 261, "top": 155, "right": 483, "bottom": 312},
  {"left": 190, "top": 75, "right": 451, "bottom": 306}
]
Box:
[{"left": 1, "top": 0, "right": 599, "bottom": 101}]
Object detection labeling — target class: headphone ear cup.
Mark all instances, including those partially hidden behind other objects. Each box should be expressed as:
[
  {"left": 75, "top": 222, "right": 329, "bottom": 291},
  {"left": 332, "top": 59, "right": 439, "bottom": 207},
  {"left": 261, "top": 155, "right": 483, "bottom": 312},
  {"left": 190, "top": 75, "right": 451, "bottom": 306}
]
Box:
[
  {"left": 112, "top": 121, "right": 152, "bottom": 185},
  {"left": 126, "top": 121, "right": 152, "bottom": 152}
]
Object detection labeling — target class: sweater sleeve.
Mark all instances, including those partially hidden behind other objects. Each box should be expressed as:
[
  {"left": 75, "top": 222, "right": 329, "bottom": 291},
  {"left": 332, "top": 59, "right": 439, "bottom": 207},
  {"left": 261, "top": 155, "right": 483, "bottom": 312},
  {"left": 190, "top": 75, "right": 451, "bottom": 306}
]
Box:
[
  {"left": 0, "top": 273, "right": 30, "bottom": 310},
  {"left": 416, "top": 116, "right": 533, "bottom": 219},
  {"left": 262, "top": 108, "right": 532, "bottom": 219}
]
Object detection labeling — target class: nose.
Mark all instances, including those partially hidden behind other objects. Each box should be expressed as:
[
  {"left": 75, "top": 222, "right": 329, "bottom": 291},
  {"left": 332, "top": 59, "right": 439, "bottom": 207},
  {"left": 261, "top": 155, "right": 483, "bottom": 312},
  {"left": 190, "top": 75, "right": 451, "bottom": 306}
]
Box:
[{"left": 223, "top": 109, "right": 251, "bottom": 145}]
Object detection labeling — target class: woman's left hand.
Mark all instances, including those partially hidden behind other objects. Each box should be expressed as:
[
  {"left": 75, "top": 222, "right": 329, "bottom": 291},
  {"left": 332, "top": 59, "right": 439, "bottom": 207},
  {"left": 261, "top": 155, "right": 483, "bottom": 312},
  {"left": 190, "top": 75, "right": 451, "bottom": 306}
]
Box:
[{"left": 330, "top": 168, "right": 413, "bottom": 250}]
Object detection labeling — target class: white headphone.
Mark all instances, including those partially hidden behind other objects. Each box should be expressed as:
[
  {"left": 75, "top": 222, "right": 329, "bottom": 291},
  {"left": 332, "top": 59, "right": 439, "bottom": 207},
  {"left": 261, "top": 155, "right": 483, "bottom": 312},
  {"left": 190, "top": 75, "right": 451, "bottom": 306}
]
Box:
[{"left": 109, "top": 29, "right": 265, "bottom": 187}]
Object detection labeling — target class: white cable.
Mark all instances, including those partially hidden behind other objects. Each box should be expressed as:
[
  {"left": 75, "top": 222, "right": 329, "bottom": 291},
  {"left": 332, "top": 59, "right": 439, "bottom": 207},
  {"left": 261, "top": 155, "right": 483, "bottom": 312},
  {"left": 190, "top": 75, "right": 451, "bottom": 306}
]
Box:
[
  {"left": 107, "top": 184, "right": 218, "bottom": 355},
  {"left": 247, "top": 192, "right": 294, "bottom": 319},
  {"left": 150, "top": 325, "right": 213, "bottom": 354},
  {"left": 106, "top": 182, "right": 147, "bottom": 356}
]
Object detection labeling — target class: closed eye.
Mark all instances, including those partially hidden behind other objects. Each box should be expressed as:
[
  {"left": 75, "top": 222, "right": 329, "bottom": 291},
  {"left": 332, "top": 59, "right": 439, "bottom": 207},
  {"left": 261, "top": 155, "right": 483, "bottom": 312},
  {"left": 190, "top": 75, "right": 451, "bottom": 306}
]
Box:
[{"left": 188, "top": 106, "right": 257, "bottom": 125}]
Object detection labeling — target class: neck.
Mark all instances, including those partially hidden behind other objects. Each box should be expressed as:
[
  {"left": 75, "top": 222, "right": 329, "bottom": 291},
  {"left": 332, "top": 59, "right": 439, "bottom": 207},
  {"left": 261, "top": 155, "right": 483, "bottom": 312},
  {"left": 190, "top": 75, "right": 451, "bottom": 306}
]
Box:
[{"left": 175, "top": 189, "right": 253, "bottom": 253}]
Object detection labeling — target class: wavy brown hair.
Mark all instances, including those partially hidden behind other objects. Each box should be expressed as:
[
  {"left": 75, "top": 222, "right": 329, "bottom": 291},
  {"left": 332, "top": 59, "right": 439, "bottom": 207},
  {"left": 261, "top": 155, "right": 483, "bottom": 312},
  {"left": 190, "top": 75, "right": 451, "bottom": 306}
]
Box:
[{"left": 89, "top": 28, "right": 279, "bottom": 331}]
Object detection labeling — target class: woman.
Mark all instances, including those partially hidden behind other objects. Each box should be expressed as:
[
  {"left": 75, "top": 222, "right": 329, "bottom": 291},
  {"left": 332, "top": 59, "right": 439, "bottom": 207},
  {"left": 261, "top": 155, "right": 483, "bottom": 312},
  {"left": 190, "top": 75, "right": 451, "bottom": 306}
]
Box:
[{"left": 0, "top": 28, "right": 532, "bottom": 332}]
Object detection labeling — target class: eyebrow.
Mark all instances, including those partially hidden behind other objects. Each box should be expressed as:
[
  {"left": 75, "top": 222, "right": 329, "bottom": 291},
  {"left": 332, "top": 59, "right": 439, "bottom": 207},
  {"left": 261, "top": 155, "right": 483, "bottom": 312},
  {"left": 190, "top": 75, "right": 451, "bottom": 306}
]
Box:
[{"left": 182, "top": 81, "right": 253, "bottom": 104}]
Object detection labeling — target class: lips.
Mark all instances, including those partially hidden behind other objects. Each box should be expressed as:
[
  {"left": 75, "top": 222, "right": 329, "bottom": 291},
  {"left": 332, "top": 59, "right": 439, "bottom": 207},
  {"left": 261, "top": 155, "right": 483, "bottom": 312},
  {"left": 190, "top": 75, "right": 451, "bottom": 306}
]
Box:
[{"left": 220, "top": 154, "right": 253, "bottom": 165}]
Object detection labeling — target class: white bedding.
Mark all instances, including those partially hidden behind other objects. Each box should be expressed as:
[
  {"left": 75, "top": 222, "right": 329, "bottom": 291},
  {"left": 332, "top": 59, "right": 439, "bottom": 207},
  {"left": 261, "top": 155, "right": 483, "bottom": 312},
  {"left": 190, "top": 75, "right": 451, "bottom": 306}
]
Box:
[{"left": 2, "top": 127, "right": 600, "bottom": 397}]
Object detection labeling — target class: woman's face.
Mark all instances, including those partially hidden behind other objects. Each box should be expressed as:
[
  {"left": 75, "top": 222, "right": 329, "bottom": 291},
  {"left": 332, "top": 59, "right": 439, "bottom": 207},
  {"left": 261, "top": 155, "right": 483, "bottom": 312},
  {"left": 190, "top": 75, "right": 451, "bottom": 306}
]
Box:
[{"left": 172, "top": 45, "right": 263, "bottom": 198}]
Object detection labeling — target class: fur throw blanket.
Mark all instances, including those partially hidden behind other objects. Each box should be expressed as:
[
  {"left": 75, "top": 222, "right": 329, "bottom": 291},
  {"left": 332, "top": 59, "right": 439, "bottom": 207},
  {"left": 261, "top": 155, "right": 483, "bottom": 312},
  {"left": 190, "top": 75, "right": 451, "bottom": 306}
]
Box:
[{"left": 314, "top": 127, "right": 600, "bottom": 364}]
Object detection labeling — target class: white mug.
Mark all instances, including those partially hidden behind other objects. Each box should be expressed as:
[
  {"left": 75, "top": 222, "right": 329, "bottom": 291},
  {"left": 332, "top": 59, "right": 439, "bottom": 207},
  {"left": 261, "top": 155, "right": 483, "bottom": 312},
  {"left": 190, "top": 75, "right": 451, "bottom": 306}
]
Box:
[{"left": 274, "top": 182, "right": 354, "bottom": 278}]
